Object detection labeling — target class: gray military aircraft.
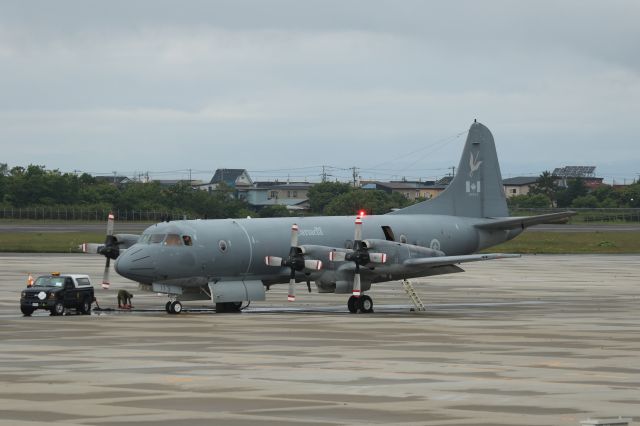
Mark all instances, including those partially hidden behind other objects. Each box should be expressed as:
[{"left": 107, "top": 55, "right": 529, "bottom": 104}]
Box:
[{"left": 83, "top": 121, "right": 573, "bottom": 314}]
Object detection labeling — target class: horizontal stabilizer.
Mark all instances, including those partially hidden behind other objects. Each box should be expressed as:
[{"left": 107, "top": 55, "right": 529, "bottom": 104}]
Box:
[
  {"left": 475, "top": 211, "right": 576, "bottom": 231},
  {"left": 404, "top": 253, "right": 520, "bottom": 268}
]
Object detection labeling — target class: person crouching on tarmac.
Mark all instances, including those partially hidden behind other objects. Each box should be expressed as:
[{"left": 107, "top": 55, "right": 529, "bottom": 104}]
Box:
[{"left": 117, "top": 289, "right": 134, "bottom": 309}]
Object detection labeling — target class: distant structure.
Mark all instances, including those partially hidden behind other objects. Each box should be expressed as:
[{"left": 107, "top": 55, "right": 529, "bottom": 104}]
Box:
[
  {"left": 552, "top": 166, "right": 596, "bottom": 178},
  {"left": 552, "top": 166, "right": 603, "bottom": 189},
  {"left": 502, "top": 176, "right": 540, "bottom": 198},
  {"left": 196, "top": 168, "right": 253, "bottom": 198}
]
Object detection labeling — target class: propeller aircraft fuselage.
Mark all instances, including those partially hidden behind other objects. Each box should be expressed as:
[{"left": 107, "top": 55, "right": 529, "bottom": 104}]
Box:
[{"left": 85, "top": 122, "right": 574, "bottom": 314}]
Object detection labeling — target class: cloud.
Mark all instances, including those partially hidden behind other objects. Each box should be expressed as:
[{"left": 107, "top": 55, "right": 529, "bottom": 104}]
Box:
[{"left": 0, "top": 0, "right": 639, "bottom": 181}]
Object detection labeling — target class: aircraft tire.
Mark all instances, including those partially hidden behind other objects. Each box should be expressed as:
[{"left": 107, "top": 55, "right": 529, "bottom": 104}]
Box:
[
  {"left": 347, "top": 296, "right": 359, "bottom": 314},
  {"left": 165, "top": 301, "right": 172, "bottom": 313},
  {"left": 170, "top": 301, "right": 182, "bottom": 314},
  {"left": 360, "top": 295, "right": 374, "bottom": 314}
]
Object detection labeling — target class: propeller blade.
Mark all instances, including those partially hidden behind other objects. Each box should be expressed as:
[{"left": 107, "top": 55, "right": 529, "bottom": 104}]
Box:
[
  {"left": 306, "top": 280, "right": 312, "bottom": 293},
  {"left": 290, "top": 224, "right": 299, "bottom": 247},
  {"left": 352, "top": 271, "right": 361, "bottom": 297},
  {"left": 288, "top": 277, "right": 296, "bottom": 302},
  {"left": 106, "top": 212, "right": 115, "bottom": 236},
  {"left": 368, "top": 252, "right": 388, "bottom": 264},
  {"left": 329, "top": 251, "right": 346, "bottom": 262},
  {"left": 265, "top": 256, "right": 283, "bottom": 267},
  {"left": 354, "top": 217, "right": 363, "bottom": 241},
  {"left": 102, "top": 258, "right": 111, "bottom": 289},
  {"left": 304, "top": 259, "right": 323, "bottom": 270}
]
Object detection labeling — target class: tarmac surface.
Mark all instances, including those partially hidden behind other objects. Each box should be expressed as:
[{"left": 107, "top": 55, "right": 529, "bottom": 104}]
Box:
[{"left": 0, "top": 253, "right": 638, "bottom": 425}]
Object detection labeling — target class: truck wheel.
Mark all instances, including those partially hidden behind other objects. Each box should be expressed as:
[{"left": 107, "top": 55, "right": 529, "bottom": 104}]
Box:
[
  {"left": 51, "top": 301, "right": 65, "bottom": 316},
  {"left": 79, "top": 299, "right": 92, "bottom": 315},
  {"left": 20, "top": 306, "right": 34, "bottom": 316}
]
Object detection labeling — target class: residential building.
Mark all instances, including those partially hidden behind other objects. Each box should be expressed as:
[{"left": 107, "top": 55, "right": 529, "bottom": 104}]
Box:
[{"left": 502, "top": 176, "right": 539, "bottom": 198}]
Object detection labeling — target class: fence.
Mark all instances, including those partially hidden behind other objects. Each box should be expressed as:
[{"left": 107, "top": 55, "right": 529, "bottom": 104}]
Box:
[{"left": 0, "top": 207, "right": 191, "bottom": 222}]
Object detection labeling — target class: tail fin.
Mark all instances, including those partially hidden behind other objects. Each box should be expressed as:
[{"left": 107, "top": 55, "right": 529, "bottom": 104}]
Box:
[{"left": 390, "top": 121, "right": 508, "bottom": 218}]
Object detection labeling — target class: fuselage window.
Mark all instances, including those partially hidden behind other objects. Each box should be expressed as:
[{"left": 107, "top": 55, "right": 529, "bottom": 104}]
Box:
[
  {"left": 164, "top": 234, "right": 182, "bottom": 246},
  {"left": 182, "top": 235, "right": 193, "bottom": 246}
]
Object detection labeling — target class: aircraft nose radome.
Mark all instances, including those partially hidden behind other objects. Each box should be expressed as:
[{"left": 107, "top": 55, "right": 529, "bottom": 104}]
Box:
[{"left": 115, "top": 246, "right": 156, "bottom": 281}]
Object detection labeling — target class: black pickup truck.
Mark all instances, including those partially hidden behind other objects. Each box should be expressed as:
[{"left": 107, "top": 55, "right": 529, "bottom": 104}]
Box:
[{"left": 20, "top": 274, "right": 94, "bottom": 316}]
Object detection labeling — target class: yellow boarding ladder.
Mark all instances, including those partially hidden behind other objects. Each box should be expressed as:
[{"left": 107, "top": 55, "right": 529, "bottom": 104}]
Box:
[{"left": 402, "top": 279, "right": 426, "bottom": 311}]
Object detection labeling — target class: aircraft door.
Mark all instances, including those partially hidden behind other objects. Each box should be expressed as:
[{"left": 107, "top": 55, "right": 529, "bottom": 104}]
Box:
[{"left": 199, "top": 221, "right": 252, "bottom": 277}]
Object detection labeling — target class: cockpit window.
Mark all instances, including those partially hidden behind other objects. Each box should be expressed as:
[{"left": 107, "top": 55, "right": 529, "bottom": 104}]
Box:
[
  {"left": 182, "top": 235, "right": 193, "bottom": 246},
  {"left": 164, "top": 234, "right": 181, "bottom": 246},
  {"left": 139, "top": 234, "right": 151, "bottom": 244},
  {"left": 149, "top": 234, "right": 165, "bottom": 244}
]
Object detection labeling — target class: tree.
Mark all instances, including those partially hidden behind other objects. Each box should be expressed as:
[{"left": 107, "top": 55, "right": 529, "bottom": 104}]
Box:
[
  {"left": 507, "top": 194, "right": 552, "bottom": 209},
  {"left": 571, "top": 195, "right": 598, "bottom": 208},
  {"left": 530, "top": 171, "right": 559, "bottom": 206},
  {"left": 0, "top": 163, "right": 7, "bottom": 203},
  {"left": 257, "top": 205, "right": 290, "bottom": 218},
  {"left": 324, "top": 189, "right": 411, "bottom": 216},
  {"left": 620, "top": 183, "right": 640, "bottom": 207},
  {"left": 307, "top": 182, "right": 352, "bottom": 214},
  {"left": 556, "top": 178, "right": 588, "bottom": 208}
]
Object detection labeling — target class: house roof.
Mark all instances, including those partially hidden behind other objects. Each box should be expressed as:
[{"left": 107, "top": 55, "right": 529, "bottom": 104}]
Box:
[
  {"left": 503, "top": 176, "right": 539, "bottom": 186},
  {"left": 269, "top": 182, "right": 314, "bottom": 190},
  {"left": 210, "top": 169, "right": 249, "bottom": 186},
  {"left": 94, "top": 176, "right": 131, "bottom": 185},
  {"left": 363, "top": 181, "right": 447, "bottom": 191},
  {"left": 435, "top": 176, "right": 453, "bottom": 185}
]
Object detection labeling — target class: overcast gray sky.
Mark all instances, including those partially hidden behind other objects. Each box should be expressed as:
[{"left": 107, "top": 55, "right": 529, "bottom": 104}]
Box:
[{"left": 1, "top": 0, "right": 638, "bottom": 183}]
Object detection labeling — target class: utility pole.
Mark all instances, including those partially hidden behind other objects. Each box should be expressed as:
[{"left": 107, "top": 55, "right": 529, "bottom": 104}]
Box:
[
  {"left": 321, "top": 166, "right": 327, "bottom": 183},
  {"left": 188, "top": 168, "right": 192, "bottom": 185},
  {"left": 351, "top": 166, "right": 359, "bottom": 187},
  {"left": 449, "top": 166, "right": 456, "bottom": 177}
]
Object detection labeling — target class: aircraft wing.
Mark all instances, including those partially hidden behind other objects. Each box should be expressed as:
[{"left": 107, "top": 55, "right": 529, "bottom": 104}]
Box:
[
  {"left": 403, "top": 253, "right": 520, "bottom": 268},
  {"left": 474, "top": 211, "right": 576, "bottom": 231}
]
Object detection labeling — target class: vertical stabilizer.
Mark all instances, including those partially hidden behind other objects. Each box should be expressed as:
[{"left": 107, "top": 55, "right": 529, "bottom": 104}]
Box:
[{"left": 390, "top": 121, "right": 508, "bottom": 218}]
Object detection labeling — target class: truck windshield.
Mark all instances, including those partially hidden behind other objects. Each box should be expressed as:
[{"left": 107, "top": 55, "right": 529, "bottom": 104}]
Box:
[{"left": 34, "top": 277, "right": 65, "bottom": 287}]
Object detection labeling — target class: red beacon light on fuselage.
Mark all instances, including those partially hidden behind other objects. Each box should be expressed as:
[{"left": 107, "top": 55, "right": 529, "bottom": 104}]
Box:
[{"left": 358, "top": 210, "right": 366, "bottom": 218}]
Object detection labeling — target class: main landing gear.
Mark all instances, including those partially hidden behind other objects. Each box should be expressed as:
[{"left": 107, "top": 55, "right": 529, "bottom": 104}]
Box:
[
  {"left": 165, "top": 300, "right": 182, "bottom": 314},
  {"left": 347, "top": 294, "right": 374, "bottom": 314}
]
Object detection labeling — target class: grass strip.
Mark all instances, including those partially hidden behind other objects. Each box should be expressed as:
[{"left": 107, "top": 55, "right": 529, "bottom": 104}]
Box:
[
  {"left": 486, "top": 231, "right": 640, "bottom": 254},
  {"left": 0, "top": 232, "right": 105, "bottom": 253}
]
